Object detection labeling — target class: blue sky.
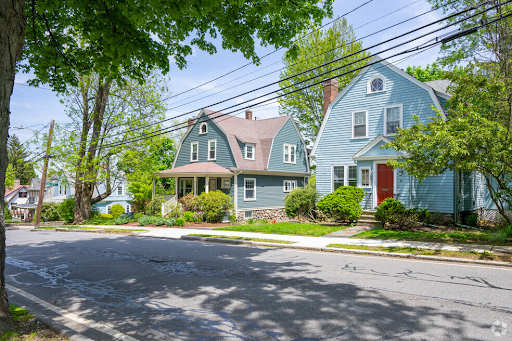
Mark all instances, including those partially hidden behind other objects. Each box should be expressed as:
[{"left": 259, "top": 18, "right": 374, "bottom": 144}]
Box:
[{"left": 10, "top": 0, "right": 449, "bottom": 148}]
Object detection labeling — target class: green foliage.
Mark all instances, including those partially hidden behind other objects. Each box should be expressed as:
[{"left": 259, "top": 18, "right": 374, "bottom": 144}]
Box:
[
  {"left": 278, "top": 19, "right": 370, "bottom": 144},
  {"left": 247, "top": 218, "right": 255, "bottom": 224},
  {"left": 166, "top": 218, "right": 176, "bottom": 227},
  {"left": 284, "top": 186, "right": 318, "bottom": 218},
  {"left": 58, "top": 197, "right": 75, "bottom": 223},
  {"left": 101, "top": 214, "right": 114, "bottom": 219},
  {"left": 317, "top": 186, "right": 364, "bottom": 222},
  {"left": 183, "top": 211, "right": 199, "bottom": 222},
  {"left": 154, "top": 217, "right": 167, "bottom": 226},
  {"left": 4, "top": 164, "right": 15, "bottom": 188},
  {"left": 465, "top": 213, "right": 479, "bottom": 227},
  {"left": 179, "top": 193, "right": 200, "bottom": 212},
  {"left": 9, "top": 305, "right": 34, "bottom": 322},
  {"left": 175, "top": 218, "right": 185, "bottom": 227},
  {"left": 110, "top": 204, "right": 125, "bottom": 219},
  {"left": 138, "top": 215, "right": 154, "bottom": 226},
  {"left": 3, "top": 206, "right": 12, "bottom": 222},
  {"left": 41, "top": 203, "right": 62, "bottom": 221},
  {"left": 114, "top": 216, "right": 130, "bottom": 225},
  {"left": 145, "top": 197, "right": 165, "bottom": 216},
  {"left": 165, "top": 202, "right": 183, "bottom": 219},
  {"left": 214, "top": 222, "right": 345, "bottom": 237},
  {"left": 198, "top": 191, "right": 234, "bottom": 223},
  {"left": 488, "top": 225, "right": 512, "bottom": 243},
  {"left": 404, "top": 63, "right": 464, "bottom": 82},
  {"left": 7, "top": 135, "right": 36, "bottom": 185},
  {"left": 375, "top": 198, "right": 406, "bottom": 224}
]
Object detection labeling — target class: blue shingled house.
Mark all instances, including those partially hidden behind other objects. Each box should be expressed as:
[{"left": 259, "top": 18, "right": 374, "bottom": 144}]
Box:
[
  {"left": 311, "top": 56, "right": 494, "bottom": 223},
  {"left": 154, "top": 109, "right": 310, "bottom": 222}
]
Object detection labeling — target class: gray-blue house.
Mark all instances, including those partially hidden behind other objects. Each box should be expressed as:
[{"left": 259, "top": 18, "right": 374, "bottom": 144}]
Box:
[
  {"left": 311, "top": 56, "right": 491, "bottom": 223},
  {"left": 154, "top": 109, "right": 310, "bottom": 221}
]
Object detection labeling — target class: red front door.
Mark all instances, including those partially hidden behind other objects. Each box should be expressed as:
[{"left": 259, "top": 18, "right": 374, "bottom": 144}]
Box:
[{"left": 377, "top": 164, "right": 394, "bottom": 205}]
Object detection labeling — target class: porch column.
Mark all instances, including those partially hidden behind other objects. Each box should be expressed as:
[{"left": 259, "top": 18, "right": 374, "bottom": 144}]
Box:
[
  {"left": 174, "top": 177, "right": 178, "bottom": 196},
  {"left": 205, "top": 176, "right": 210, "bottom": 193},
  {"left": 152, "top": 177, "right": 156, "bottom": 199},
  {"left": 194, "top": 177, "right": 198, "bottom": 195}
]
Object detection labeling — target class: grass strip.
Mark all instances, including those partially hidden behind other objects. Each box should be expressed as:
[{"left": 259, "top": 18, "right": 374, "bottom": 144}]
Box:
[
  {"left": 189, "top": 234, "right": 296, "bottom": 244},
  {"left": 326, "top": 243, "right": 512, "bottom": 262},
  {"left": 352, "top": 228, "right": 512, "bottom": 246},
  {"left": 214, "top": 222, "right": 346, "bottom": 237},
  {"left": 103, "top": 228, "right": 147, "bottom": 232},
  {"left": 37, "top": 226, "right": 97, "bottom": 230}
]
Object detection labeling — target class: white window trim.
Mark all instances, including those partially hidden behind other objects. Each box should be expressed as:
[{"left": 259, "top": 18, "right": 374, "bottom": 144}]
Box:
[
  {"left": 351, "top": 110, "right": 369, "bottom": 139},
  {"left": 117, "top": 185, "right": 123, "bottom": 196},
  {"left": 126, "top": 204, "right": 131, "bottom": 213},
  {"left": 383, "top": 104, "right": 403, "bottom": 136},
  {"left": 207, "top": 139, "right": 217, "bottom": 161},
  {"left": 244, "top": 210, "right": 253, "bottom": 219},
  {"left": 245, "top": 143, "right": 255, "bottom": 160},
  {"left": 221, "top": 177, "right": 231, "bottom": 189},
  {"left": 367, "top": 76, "right": 386, "bottom": 94},
  {"left": 331, "top": 164, "right": 357, "bottom": 192},
  {"left": 283, "top": 143, "right": 297, "bottom": 164},
  {"left": 190, "top": 142, "right": 199, "bottom": 162},
  {"left": 106, "top": 205, "right": 112, "bottom": 214},
  {"left": 283, "top": 180, "right": 297, "bottom": 193},
  {"left": 359, "top": 167, "right": 371, "bottom": 188},
  {"left": 244, "top": 178, "right": 257, "bottom": 201},
  {"left": 199, "top": 123, "right": 208, "bottom": 134}
]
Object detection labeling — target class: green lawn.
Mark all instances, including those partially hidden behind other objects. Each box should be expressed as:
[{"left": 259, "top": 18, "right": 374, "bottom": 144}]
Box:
[
  {"left": 213, "top": 222, "right": 346, "bottom": 237},
  {"left": 82, "top": 217, "right": 117, "bottom": 225},
  {"left": 326, "top": 244, "right": 511, "bottom": 262},
  {"left": 189, "top": 234, "right": 296, "bottom": 244},
  {"left": 351, "top": 228, "right": 511, "bottom": 245}
]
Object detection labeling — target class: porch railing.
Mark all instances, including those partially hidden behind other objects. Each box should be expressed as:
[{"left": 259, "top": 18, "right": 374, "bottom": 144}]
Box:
[{"left": 161, "top": 195, "right": 178, "bottom": 217}]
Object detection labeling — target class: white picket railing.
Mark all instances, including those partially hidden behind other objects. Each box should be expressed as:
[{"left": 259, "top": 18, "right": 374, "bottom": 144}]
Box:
[{"left": 161, "top": 195, "right": 178, "bottom": 217}]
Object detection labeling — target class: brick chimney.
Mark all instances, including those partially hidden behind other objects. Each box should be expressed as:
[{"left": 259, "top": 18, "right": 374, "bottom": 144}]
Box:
[
  {"left": 323, "top": 79, "right": 339, "bottom": 116},
  {"left": 14, "top": 179, "right": 20, "bottom": 187},
  {"left": 245, "top": 110, "right": 253, "bottom": 120},
  {"left": 188, "top": 118, "right": 194, "bottom": 129}
]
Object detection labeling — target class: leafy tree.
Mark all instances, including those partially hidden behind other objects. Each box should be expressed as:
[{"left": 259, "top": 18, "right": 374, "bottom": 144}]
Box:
[
  {"left": 4, "top": 165, "right": 14, "bottom": 189},
  {"left": 58, "top": 197, "right": 75, "bottom": 223},
  {"left": 278, "top": 19, "right": 370, "bottom": 144},
  {"left": 1, "top": 0, "right": 333, "bottom": 332},
  {"left": 405, "top": 63, "right": 464, "bottom": 82},
  {"left": 40, "top": 203, "right": 61, "bottom": 221},
  {"left": 7, "top": 135, "right": 36, "bottom": 185}
]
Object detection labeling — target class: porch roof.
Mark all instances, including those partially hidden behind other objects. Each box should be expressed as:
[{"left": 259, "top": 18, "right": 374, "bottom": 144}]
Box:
[{"left": 155, "top": 162, "right": 233, "bottom": 178}]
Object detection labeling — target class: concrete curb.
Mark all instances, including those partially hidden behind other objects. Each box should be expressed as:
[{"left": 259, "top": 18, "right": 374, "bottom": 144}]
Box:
[
  {"left": 9, "top": 301, "right": 94, "bottom": 341},
  {"left": 28, "top": 228, "right": 146, "bottom": 235},
  {"left": 181, "top": 235, "right": 512, "bottom": 268}
]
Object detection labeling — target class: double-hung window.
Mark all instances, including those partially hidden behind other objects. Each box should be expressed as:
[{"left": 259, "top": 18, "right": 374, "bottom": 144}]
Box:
[
  {"left": 191, "top": 142, "right": 198, "bottom": 162},
  {"left": 283, "top": 180, "right": 297, "bottom": 193},
  {"left": 283, "top": 144, "right": 296, "bottom": 164},
  {"left": 245, "top": 144, "right": 255, "bottom": 160},
  {"left": 107, "top": 205, "right": 112, "bottom": 214},
  {"left": 352, "top": 111, "right": 368, "bottom": 138},
  {"left": 332, "top": 165, "right": 358, "bottom": 191},
  {"left": 359, "top": 167, "right": 371, "bottom": 188},
  {"left": 384, "top": 104, "right": 403, "bottom": 135},
  {"left": 208, "top": 140, "right": 217, "bottom": 160},
  {"left": 117, "top": 185, "right": 123, "bottom": 196},
  {"left": 244, "top": 178, "right": 256, "bottom": 201}
]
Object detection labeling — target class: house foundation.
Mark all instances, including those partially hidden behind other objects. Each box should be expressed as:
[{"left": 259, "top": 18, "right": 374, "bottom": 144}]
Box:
[{"left": 236, "top": 208, "right": 288, "bottom": 223}]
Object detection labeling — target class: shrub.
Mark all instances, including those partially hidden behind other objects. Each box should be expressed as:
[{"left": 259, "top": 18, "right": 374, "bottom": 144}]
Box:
[
  {"left": 410, "top": 207, "right": 431, "bottom": 224},
  {"left": 183, "top": 211, "right": 198, "bottom": 222},
  {"left": 90, "top": 205, "right": 101, "bottom": 218},
  {"left": 145, "top": 197, "right": 165, "bottom": 216},
  {"left": 488, "top": 224, "right": 512, "bottom": 243},
  {"left": 40, "top": 202, "right": 61, "bottom": 221},
  {"left": 198, "top": 190, "right": 233, "bottom": 223},
  {"left": 166, "top": 202, "right": 183, "bottom": 219},
  {"left": 465, "top": 213, "right": 479, "bottom": 227},
  {"left": 166, "top": 218, "right": 176, "bottom": 227},
  {"left": 175, "top": 218, "right": 185, "bottom": 226},
  {"left": 375, "top": 198, "right": 406, "bottom": 225},
  {"left": 114, "top": 216, "right": 130, "bottom": 225},
  {"left": 317, "top": 186, "right": 365, "bottom": 223},
  {"left": 101, "top": 213, "right": 113, "bottom": 219},
  {"left": 58, "top": 197, "right": 75, "bottom": 223},
  {"left": 3, "top": 206, "right": 12, "bottom": 221},
  {"left": 284, "top": 186, "right": 318, "bottom": 219},
  {"left": 179, "top": 193, "right": 200, "bottom": 212},
  {"left": 138, "top": 215, "right": 154, "bottom": 226},
  {"left": 247, "top": 218, "right": 255, "bottom": 224},
  {"left": 154, "top": 217, "right": 167, "bottom": 226},
  {"left": 111, "top": 204, "right": 125, "bottom": 219}
]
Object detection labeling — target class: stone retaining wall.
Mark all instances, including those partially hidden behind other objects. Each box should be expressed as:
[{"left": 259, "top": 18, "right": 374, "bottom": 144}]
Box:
[{"left": 236, "top": 208, "right": 288, "bottom": 223}]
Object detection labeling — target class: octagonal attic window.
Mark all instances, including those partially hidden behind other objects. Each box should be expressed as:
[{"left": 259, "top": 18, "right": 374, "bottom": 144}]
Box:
[{"left": 369, "top": 77, "right": 384, "bottom": 93}]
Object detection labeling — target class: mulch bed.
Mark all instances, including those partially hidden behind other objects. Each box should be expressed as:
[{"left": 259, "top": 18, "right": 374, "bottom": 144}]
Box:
[{"left": 3, "top": 317, "right": 68, "bottom": 340}]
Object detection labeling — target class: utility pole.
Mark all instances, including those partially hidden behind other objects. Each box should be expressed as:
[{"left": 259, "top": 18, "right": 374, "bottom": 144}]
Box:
[{"left": 34, "top": 120, "right": 55, "bottom": 229}]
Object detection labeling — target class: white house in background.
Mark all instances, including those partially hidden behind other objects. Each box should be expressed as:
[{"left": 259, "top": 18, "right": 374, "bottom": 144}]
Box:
[{"left": 93, "top": 180, "right": 132, "bottom": 214}]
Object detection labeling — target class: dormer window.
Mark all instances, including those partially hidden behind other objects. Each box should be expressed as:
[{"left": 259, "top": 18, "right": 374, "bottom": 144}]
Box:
[
  {"left": 283, "top": 144, "right": 296, "bottom": 164},
  {"left": 368, "top": 77, "right": 385, "bottom": 93},
  {"left": 199, "top": 123, "right": 208, "bottom": 134},
  {"left": 245, "top": 144, "right": 255, "bottom": 160}
]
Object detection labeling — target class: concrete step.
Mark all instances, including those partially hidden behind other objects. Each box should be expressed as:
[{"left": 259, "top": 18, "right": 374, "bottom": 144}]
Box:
[
  {"left": 359, "top": 214, "right": 377, "bottom": 220},
  {"left": 355, "top": 220, "right": 382, "bottom": 228}
]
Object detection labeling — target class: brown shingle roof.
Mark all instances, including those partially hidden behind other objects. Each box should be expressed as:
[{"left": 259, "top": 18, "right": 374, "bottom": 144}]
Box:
[{"left": 203, "top": 109, "right": 290, "bottom": 170}]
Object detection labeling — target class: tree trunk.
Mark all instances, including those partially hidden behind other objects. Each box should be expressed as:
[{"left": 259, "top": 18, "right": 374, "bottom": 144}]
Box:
[{"left": 0, "top": 0, "right": 26, "bottom": 333}]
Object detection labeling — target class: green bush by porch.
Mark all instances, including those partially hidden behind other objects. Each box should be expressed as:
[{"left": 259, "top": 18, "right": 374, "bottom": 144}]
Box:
[{"left": 213, "top": 222, "right": 347, "bottom": 237}]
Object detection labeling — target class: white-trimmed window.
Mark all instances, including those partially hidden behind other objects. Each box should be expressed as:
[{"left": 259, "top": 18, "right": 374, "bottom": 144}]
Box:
[
  {"left": 332, "top": 165, "right": 358, "bottom": 191},
  {"left": 190, "top": 142, "right": 198, "bottom": 162},
  {"left": 199, "top": 123, "right": 208, "bottom": 134},
  {"left": 368, "top": 76, "right": 385, "bottom": 93},
  {"left": 283, "top": 144, "right": 296, "bottom": 164},
  {"left": 384, "top": 104, "right": 403, "bottom": 136},
  {"left": 126, "top": 204, "right": 131, "bottom": 213},
  {"left": 352, "top": 110, "right": 368, "bottom": 138},
  {"left": 64, "top": 187, "right": 67, "bottom": 195},
  {"left": 208, "top": 139, "right": 217, "bottom": 160},
  {"left": 245, "top": 144, "right": 255, "bottom": 160},
  {"left": 359, "top": 167, "right": 371, "bottom": 188},
  {"left": 244, "top": 178, "right": 256, "bottom": 201},
  {"left": 117, "top": 185, "right": 123, "bottom": 196},
  {"left": 221, "top": 178, "right": 231, "bottom": 189},
  {"left": 107, "top": 205, "right": 112, "bottom": 214},
  {"left": 283, "top": 180, "right": 297, "bottom": 193}
]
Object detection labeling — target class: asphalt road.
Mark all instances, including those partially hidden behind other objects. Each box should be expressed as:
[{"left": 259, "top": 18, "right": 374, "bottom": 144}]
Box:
[{"left": 5, "top": 230, "right": 512, "bottom": 340}]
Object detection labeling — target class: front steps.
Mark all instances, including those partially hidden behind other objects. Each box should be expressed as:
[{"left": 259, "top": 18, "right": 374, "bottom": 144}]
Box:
[{"left": 355, "top": 210, "right": 382, "bottom": 228}]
